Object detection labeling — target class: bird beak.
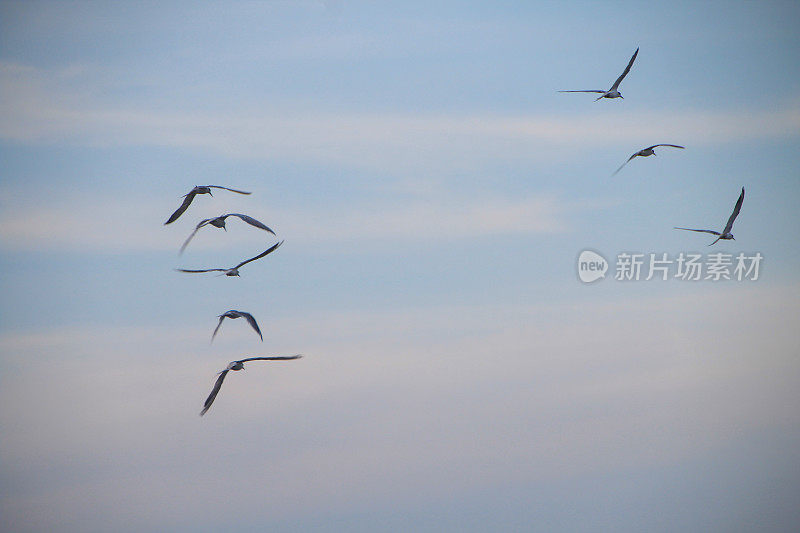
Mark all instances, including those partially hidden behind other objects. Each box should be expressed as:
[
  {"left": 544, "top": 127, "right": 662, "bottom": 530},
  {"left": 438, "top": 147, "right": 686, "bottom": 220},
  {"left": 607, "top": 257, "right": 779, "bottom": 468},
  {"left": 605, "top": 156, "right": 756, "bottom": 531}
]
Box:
[{"left": 619, "top": 95, "right": 624, "bottom": 99}]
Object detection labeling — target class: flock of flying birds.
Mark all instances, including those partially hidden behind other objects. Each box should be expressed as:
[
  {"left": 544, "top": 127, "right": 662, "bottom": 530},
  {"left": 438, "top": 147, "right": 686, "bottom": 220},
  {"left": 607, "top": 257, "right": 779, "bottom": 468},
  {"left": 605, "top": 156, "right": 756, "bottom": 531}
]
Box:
[
  {"left": 560, "top": 47, "right": 745, "bottom": 242},
  {"left": 164, "top": 185, "right": 301, "bottom": 416},
  {"left": 162, "top": 48, "right": 746, "bottom": 417}
]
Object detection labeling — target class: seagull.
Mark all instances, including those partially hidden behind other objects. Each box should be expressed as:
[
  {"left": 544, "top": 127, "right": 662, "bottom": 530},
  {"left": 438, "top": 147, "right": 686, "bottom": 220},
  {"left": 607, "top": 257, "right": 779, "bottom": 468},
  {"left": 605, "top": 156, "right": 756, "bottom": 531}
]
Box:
[
  {"left": 200, "top": 355, "right": 302, "bottom": 416},
  {"left": 613, "top": 144, "right": 685, "bottom": 175},
  {"left": 180, "top": 213, "right": 276, "bottom": 254},
  {"left": 675, "top": 187, "right": 745, "bottom": 246},
  {"left": 177, "top": 240, "right": 283, "bottom": 276},
  {"left": 164, "top": 185, "right": 252, "bottom": 225},
  {"left": 559, "top": 47, "right": 639, "bottom": 101},
  {"left": 212, "top": 310, "right": 263, "bottom": 343}
]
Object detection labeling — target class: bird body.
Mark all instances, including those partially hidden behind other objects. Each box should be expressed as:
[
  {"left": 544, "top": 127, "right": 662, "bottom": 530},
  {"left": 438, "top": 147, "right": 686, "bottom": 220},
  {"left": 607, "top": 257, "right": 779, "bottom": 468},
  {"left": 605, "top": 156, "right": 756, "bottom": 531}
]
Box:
[
  {"left": 674, "top": 187, "right": 745, "bottom": 246},
  {"left": 164, "top": 185, "right": 252, "bottom": 225},
  {"left": 207, "top": 217, "right": 228, "bottom": 229},
  {"left": 200, "top": 355, "right": 302, "bottom": 416},
  {"left": 212, "top": 310, "right": 263, "bottom": 342},
  {"left": 637, "top": 147, "right": 657, "bottom": 157},
  {"left": 559, "top": 47, "right": 639, "bottom": 101},
  {"left": 177, "top": 240, "right": 284, "bottom": 276}
]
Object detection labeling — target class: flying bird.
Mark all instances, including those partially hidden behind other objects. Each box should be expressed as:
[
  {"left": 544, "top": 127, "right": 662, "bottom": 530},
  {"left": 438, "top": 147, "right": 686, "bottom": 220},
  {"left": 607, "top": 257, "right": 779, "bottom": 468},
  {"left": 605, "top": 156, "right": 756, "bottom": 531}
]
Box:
[
  {"left": 212, "top": 310, "right": 263, "bottom": 343},
  {"left": 559, "top": 47, "right": 639, "bottom": 101},
  {"left": 675, "top": 187, "right": 745, "bottom": 246},
  {"left": 613, "top": 144, "right": 685, "bottom": 175},
  {"left": 180, "top": 213, "right": 276, "bottom": 254},
  {"left": 164, "top": 185, "right": 252, "bottom": 225},
  {"left": 200, "top": 355, "right": 303, "bottom": 416},
  {"left": 177, "top": 240, "right": 283, "bottom": 276}
]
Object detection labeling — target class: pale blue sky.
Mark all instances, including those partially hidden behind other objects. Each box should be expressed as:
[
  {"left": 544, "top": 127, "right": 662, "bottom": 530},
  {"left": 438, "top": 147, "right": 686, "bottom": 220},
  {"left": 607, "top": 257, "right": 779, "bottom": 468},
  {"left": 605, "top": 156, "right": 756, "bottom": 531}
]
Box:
[{"left": 1, "top": 2, "right": 799, "bottom": 532}]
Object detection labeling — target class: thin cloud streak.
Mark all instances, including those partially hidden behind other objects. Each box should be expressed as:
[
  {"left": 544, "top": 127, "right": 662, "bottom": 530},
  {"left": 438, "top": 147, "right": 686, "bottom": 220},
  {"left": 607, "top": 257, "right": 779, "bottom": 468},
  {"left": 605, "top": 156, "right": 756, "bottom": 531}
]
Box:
[
  {"left": 2, "top": 63, "right": 799, "bottom": 172},
  {"left": 0, "top": 192, "right": 576, "bottom": 252}
]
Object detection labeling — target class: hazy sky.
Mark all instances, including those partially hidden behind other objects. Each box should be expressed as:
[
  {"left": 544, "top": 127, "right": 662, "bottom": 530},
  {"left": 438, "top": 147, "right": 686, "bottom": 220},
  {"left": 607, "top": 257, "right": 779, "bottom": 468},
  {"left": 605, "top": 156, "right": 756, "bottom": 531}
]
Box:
[{"left": 1, "top": 1, "right": 799, "bottom": 531}]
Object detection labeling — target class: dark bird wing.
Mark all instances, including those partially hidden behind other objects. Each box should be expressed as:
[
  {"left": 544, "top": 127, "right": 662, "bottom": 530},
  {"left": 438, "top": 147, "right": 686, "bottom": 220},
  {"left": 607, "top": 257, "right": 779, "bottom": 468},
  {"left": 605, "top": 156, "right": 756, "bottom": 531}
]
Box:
[
  {"left": 200, "top": 369, "right": 230, "bottom": 416},
  {"left": 165, "top": 190, "right": 198, "bottom": 225},
  {"left": 228, "top": 214, "right": 276, "bottom": 235},
  {"left": 558, "top": 90, "right": 606, "bottom": 93},
  {"left": 239, "top": 312, "right": 263, "bottom": 341},
  {"left": 673, "top": 227, "right": 721, "bottom": 235},
  {"left": 211, "top": 315, "right": 226, "bottom": 343},
  {"left": 237, "top": 355, "right": 303, "bottom": 363},
  {"left": 610, "top": 47, "right": 639, "bottom": 91},
  {"left": 206, "top": 186, "right": 252, "bottom": 195},
  {"left": 179, "top": 228, "right": 201, "bottom": 254},
  {"left": 234, "top": 240, "right": 284, "bottom": 269},
  {"left": 722, "top": 187, "right": 745, "bottom": 235},
  {"left": 645, "top": 144, "right": 685, "bottom": 150},
  {"left": 179, "top": 218, "right": 214, "bottom": 255},
  {"left": 612, "top": 153, "right": 639, "bottom": 176},
  {"left": 176, "top": 268, "right": 227, "bottom": 273}
]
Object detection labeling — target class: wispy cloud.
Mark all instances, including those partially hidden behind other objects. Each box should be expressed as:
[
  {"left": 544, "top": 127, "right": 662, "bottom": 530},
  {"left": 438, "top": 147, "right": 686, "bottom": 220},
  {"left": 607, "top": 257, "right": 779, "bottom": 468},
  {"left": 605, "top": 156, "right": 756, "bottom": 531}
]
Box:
[
  {"left": 0, "top": 188, "right": 580, "bottom": 252},
  {"left": 2, "top": 62, "right": 799, "bottom": 174}
]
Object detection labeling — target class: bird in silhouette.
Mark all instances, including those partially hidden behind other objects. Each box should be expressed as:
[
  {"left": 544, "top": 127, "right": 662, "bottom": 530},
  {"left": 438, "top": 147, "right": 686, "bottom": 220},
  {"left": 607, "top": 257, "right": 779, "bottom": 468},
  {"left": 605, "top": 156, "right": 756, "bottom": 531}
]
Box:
[
  {"left": 212, "top": 310, "right": 263, "bottom": 343},
  {"left": 559, "top": 47, "right": 639, "bottom": 101},
  {"left": 200, "top": 355, "right": 302, "bottom": 416},
  {"left": 675, "top": 187, "right": 745, "bottom": 246},
  {"left": 177, "top": 240, "right": 283, "bottom": 276},
  {"left": 613, "top": 144, "right": 685, "bottom": 175},
  {"left": 164, "top": 185, "right": 251, "bottom": 225},
  {"left": 180, "top": 213, "right": 276, "bottom": 254}
]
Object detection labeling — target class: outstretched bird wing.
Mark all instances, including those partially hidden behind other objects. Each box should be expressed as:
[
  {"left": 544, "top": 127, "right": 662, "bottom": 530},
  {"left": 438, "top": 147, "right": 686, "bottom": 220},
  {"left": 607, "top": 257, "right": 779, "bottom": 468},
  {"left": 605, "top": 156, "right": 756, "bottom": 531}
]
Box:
[
  {"left": 238, "top": 312, "right": 263, "bottom": 341},
  {"left": 234, "top": 240, "right": 284, "bottom": 269},
  {"left": 211, "top": 315, "right": 226, "bottom": 343},
  {"left": 228, "top": 214, "right": 276, "bottom": 235},
  {"left": 206, "top": 185, "right": 252, "bottom": 195},
  {"left": 179, "top": 218, "right": 214, "bottom": 255},
  {"left": 645, "top": 144, "right": 685, "bottom": 150},
  {"left": 673, "top": 227, "right": 721, "bottom": 235},
  {"left": 610, "top": 47, "right": 639, "bottom": 91},
  {"left": 200, "top": 356, "right": 302, "bottom": 415},
  {"left": 722, "top": 187, "right": 745, "bottom": 235},
  {"left": 200, "top": 369, "right": 230, "bottom": 416},
  {"left": 237, "top": 355, "right": 303, "bottom": 363},
  {"left": 165, "top": 190, "right": 198, "bottom": 225},
  {"left": 612, "top": 153, "right": 639, "bottom": 176}
]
